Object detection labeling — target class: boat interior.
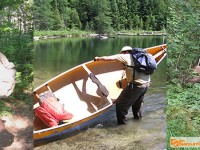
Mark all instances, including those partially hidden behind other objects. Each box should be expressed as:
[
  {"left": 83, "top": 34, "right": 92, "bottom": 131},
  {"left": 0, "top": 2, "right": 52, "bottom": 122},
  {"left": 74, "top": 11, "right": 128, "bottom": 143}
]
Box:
[{"left": 34, "top": 61, "right": 124, "bottom": 131}]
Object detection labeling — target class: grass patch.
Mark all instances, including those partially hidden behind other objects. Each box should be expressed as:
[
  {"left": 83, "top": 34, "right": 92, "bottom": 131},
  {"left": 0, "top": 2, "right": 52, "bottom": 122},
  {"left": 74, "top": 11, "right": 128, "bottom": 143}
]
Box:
[
  {"left": 34, "top": 29, "right": 91, "bottom": 37},
  {"left": 0, "top": 99, "right": 13, "bottom": 116},
  {"left": 166, "top": 83, "right": 200, "bottom": 149}
]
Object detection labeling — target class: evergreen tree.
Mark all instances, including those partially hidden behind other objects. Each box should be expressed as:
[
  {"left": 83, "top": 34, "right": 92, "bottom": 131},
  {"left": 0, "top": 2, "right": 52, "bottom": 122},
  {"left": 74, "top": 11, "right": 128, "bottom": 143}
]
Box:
[
  {"left": 109, "top": 0, "right": 119, "bottom": 30},
  {"left": 33, "top": 0, "right": 54, "bottom": 30},
  {"left": 132, "top": 14, "right": 140, "bottom": 30},
  {"left": 118, "top": 0, "right": 128, "bottom": 29},
  {"left": 69, "top": 9, "right": 81, "bottom": 29},
  {"left": 145, "top": 16, "right": 150, "bottom": 30},
  {"left": 139, "top": 18, "right": 143, "bottom": 29},
  {"left": 76, "top": 0, "right": 93, "bottom": 30},
  {"left": 92, "top": 0, "right": 112, "bottom": 33},
  {"left": 139, "top": 0, "right": 149, "bottom": 30},
  {"left": 126, "top": 0, "right": 140, "bottom": 30},
  {"left": 57, "top": 0, "right": 70, "bottom": 29},
  {"left": 153, "top": 0, "right": 166, "bottom": 30},
  {"left": 51, "top": 0, "right": 64, "bottom": 30},
  {"left": 149, "top": 15, "right": 156, "bottom": 30}
]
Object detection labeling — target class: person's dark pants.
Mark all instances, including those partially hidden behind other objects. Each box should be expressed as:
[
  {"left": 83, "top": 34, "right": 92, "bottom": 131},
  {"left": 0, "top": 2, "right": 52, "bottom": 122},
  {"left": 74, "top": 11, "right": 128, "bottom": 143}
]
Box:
[{"left": 116, "top": 83, "right": 149, "bottom": 124}]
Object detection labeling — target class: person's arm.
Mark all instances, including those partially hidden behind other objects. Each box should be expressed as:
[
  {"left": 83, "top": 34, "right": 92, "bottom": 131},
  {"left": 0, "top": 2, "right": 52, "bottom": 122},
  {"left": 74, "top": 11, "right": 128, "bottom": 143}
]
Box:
[
  {"left": 95, "top": 54, "right": 129, "bottom": 66},
  {"left": 95, "top": 55, "right": 120, "bottom": 62}
]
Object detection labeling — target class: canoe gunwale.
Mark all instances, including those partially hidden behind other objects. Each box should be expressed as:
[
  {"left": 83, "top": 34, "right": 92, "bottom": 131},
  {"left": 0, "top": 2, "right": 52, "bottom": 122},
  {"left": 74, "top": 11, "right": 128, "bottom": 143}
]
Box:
[
  {"left": 33, "top": 44, "right": 167, "bottom": 94},
  {"left": 33, "top": 60, "right": 95, "bottom": 93}
]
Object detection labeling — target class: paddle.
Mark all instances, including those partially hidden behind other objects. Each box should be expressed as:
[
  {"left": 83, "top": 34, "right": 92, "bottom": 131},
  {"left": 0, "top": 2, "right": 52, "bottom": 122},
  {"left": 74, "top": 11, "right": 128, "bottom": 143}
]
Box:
[
  {"left": 82, "top": 64, "right": 113, "bottom": 104},
  {"left": 82, "top": 64, "right": 109, "bottom": 96}
]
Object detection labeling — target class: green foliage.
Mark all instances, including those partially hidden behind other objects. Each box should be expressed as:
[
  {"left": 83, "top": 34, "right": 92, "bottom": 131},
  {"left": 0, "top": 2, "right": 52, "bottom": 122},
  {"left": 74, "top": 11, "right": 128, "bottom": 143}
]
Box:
[
  {"left": 93, "top": 0, "right": 112, "bottom": 34},
  {"left": 0, "top": 100, "right": 13, "bottom": 116},
  {"left": 69, "top": 9, "right": 81, "bottom": 29},
  {"left": 109, "top": 0, "right": 119, "bottom": 30},
  {"left": 167, "top": 0, "right": 200, "bottom": 84},
  {"left": 32, "top": 0, "right": 55, "bottom": 30},
  {"left": 0, "top": 29, "right": 33, "bottom": 94},
  {"left": 51, "top": 0, "right": 64, "bottom": 30},
  {"left": 0, "top": 28, "right": 18, "bottom": 61},
  {"left": 117, "top": 0, "right": 128, "bottom": 30},
  {"left": 167, "top": 0, "right": 200, "bottom": 148},
  {"left": 32, "top": 0, "right": 167, "bottom": 33},
  {"left": 0, "top": 0, "right": 20, "bottom": 10},
  {"left": 167, "top": 84, "right": 200, "bottom": 148},
  {"left": 0, "top": 1, "right": 33, "bottom": 100},
  {"left": 34, "top": 29, "right": 89, "bottom": 37}
]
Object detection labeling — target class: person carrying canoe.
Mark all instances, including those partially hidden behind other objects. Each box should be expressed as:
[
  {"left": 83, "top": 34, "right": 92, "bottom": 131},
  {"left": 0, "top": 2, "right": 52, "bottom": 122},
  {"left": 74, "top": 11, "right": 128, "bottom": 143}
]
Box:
[{"left": 94, "top": 46, "right": 150, "bottom": 125}]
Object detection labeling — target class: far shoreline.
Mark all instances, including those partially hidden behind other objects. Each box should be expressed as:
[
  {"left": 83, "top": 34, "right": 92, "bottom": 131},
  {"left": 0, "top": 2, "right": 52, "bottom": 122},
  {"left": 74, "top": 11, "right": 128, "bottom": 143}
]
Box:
[{"left": 34, "top": 30, "right": 167, "bottom": 41}]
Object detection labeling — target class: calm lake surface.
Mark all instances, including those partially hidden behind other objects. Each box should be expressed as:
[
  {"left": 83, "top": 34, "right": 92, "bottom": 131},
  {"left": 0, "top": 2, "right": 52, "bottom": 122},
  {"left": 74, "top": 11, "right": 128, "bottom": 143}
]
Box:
[{"left": 34, "top": 36, "right": 167, "bottom": 150}]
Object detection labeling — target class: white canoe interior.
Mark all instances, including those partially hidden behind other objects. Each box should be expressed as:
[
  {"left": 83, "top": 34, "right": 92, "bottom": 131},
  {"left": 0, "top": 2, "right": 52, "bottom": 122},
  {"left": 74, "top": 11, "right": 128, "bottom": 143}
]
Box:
[
  {"left": 34, "top": 61, "right": 124, "bottom": 132},
  {"left": 51, "top": 61, "right": 123, "bottom": 121}
]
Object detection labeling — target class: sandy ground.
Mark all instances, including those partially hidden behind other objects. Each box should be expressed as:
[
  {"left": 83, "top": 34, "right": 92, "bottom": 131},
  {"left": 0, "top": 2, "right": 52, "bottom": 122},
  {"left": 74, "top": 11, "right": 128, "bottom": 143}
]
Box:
[{"left": 0, "top": 100, "right": 33, "bottom": 150}]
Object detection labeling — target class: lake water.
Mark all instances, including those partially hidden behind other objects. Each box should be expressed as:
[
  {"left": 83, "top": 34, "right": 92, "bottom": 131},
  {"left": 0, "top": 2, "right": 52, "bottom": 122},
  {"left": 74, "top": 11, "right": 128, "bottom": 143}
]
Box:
[{"left": 34, "top": 35, "right": 167, "bottom": 150}]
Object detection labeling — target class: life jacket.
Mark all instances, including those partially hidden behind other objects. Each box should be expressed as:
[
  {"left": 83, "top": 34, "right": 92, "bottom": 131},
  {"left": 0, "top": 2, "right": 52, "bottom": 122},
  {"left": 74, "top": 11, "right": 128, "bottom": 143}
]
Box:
[
  {"left": 35, "top": 106, "right": 58, "bottom": 127},
  {"left": 35, "top": 89, "right": 73, "bottom": 127},
  {"left": 40, "top": 93, "right": 73, "bottom": 121}
]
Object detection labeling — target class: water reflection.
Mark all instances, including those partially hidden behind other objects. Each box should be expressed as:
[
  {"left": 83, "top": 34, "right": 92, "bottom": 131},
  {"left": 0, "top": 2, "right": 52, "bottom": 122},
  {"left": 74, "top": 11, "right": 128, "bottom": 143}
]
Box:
[{"left": 34, "top": 36, "right": 166, "bottom": 87}]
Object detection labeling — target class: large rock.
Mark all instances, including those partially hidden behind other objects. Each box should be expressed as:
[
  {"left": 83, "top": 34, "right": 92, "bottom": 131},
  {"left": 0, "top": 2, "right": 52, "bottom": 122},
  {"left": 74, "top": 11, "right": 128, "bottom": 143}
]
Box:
[{"left": 0, "top": 53, "right": 16, "bottom": 98}]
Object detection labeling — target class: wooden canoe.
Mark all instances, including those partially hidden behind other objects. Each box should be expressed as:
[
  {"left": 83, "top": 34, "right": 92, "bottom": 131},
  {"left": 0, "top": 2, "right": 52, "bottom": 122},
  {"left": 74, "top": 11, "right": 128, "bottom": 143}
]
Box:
[{"left": 33, "top": 44, "right": 167, "bottom": 142}]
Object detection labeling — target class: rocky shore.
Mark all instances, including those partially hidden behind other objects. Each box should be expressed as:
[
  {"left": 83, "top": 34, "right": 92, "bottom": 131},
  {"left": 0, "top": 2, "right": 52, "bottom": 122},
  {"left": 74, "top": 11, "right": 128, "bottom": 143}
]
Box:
[{"left": 34, "top": 32, "right": 167, "bottom": 41}]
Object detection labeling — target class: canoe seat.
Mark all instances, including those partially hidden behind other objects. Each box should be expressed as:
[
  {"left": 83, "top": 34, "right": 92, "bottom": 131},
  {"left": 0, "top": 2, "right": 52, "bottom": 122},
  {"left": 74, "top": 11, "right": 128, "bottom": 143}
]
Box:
[{"left": 34, "top": 85, "right": 73, "bottom": 127}]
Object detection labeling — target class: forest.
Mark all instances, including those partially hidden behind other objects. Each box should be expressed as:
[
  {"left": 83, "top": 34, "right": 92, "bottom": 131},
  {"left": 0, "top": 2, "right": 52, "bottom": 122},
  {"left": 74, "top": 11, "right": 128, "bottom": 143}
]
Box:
[{"left": 32, "top": 0, "right": 167, "bottom": 33}]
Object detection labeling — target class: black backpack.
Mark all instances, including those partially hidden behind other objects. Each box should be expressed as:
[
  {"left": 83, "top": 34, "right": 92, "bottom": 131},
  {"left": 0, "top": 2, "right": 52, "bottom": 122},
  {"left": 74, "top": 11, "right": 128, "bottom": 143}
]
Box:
[{"left": 128, "top": 48, "right": 157, "bottom": 75}]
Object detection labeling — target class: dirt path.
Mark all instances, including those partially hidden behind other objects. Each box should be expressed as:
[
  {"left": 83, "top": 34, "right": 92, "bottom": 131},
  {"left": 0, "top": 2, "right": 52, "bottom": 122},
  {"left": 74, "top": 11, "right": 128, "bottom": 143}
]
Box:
[{"left": 0, "top": 100, "right": 33, "bottom": 150}]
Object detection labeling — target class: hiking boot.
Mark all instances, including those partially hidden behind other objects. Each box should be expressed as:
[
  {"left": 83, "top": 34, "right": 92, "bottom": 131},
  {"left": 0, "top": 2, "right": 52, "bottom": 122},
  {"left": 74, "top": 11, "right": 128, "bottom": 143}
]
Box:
[
  {"left": 133, "top": 111, "right": 142, "bottom": 120},
  {"left": 117, "top": 118, "right": 127, "bottom": 125}
]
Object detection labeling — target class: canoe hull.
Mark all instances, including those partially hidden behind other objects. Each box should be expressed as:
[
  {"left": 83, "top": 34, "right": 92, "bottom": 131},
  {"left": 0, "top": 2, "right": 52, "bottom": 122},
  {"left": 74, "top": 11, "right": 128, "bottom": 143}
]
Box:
[
  {"left": 33, "top": 44, "right": 167, "bottom": 142},
  {"left": 34, "top": 105, "right": 114, "bottom": 143}
]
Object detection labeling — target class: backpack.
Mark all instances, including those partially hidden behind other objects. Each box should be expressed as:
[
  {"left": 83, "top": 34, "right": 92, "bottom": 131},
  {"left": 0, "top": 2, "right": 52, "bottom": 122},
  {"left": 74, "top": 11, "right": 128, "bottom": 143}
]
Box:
[{"left": 129, "top": 48, "right": 157, "bottom": 75}]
